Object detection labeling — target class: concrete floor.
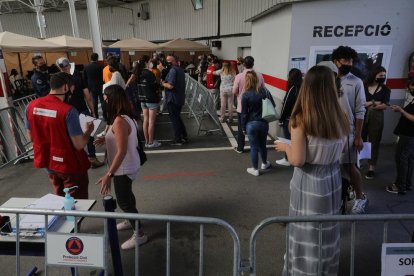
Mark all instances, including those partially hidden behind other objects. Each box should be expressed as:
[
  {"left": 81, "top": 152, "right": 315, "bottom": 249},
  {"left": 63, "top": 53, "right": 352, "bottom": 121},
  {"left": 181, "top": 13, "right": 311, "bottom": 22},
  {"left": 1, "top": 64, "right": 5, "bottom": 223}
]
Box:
[{"left": 1, "top": 113, "right": 413, "bottom": 276}]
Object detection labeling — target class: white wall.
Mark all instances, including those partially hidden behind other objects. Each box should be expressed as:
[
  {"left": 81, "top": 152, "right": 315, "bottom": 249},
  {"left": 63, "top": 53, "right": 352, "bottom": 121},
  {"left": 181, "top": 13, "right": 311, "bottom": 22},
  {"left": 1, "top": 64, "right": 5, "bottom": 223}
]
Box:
[
  {"left": 289, "top": 0, "right": 414, "bottom": 143},
  {"left": 204, "top": 36, "right": 251, "bottom": 60},
  {"left": 252, "top": 5, "right": 292, "bottom": 97},
  {"left": 251, "top": 5, "right": 293, "bottom": 137}
]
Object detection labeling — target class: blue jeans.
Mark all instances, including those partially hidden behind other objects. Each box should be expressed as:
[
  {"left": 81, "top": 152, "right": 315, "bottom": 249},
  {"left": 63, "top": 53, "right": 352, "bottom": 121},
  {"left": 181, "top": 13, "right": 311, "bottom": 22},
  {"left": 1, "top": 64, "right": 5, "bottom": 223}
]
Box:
[{"left": 246, "top": 120, "right": 269, "bottom": 169}]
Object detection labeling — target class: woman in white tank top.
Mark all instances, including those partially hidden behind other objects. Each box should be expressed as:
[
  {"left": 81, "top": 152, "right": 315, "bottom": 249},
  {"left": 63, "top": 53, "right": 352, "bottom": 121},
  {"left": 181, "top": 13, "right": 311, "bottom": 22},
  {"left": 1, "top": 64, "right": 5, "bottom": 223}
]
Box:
[{"left": 95, "top": 84, "right": 148, "bottom": 250}]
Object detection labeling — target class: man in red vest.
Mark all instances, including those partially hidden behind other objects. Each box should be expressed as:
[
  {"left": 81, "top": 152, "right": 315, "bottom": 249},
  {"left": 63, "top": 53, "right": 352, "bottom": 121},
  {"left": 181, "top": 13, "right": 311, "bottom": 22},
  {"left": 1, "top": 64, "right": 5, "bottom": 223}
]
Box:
[{"left": 26, "top": 72, "right": 93, "bottom": 199}]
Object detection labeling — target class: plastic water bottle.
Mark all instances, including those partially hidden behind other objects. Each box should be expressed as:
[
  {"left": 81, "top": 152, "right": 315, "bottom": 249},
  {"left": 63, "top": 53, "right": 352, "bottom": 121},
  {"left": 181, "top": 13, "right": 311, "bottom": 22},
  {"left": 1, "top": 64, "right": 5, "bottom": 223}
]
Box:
[{"left": 63, "top": 186, "right": 78, "bottom": 221}]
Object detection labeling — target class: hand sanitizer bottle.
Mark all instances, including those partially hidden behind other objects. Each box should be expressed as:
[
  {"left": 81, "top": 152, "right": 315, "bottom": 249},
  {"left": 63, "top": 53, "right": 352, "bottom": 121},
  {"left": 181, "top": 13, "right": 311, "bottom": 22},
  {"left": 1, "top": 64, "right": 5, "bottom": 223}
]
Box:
[{"left": 63, "top": 186, "right": 78, "bottom": 221}]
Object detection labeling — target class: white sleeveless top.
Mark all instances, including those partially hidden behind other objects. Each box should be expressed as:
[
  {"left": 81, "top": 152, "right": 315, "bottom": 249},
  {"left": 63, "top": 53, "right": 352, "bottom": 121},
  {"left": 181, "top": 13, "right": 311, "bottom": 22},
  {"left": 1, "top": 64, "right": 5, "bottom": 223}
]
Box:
[
  {"left": 306, "top": 135, "right": 346, "bottom": 165},
  {"left": 106, "top": 115, "right": 140, "bottom": 180}
]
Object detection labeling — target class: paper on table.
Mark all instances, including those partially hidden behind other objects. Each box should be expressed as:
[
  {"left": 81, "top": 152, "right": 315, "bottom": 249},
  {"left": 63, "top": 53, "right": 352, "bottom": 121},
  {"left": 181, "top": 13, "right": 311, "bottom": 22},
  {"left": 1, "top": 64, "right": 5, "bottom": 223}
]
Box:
[
  {"left": 276, "top": 137, "right": 291, "bottom": 145},
  {"left": 18, "top": 193, "right": 64, "bottom": 230},
  {"left": 79, "top": 114, "right": 102, "bottom": 136}
]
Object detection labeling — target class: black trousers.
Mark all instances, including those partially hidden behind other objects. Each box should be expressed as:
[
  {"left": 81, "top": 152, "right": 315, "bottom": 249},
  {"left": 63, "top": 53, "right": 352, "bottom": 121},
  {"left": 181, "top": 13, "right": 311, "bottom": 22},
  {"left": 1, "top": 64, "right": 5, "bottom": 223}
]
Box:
[
  {"left": 395, "top": 135, "right": 414, "bottom": 192},
  {"left": 91, "top": 89, "right": 107, "bottom": 121},
  {"left": 113, "top": 175, "right": 141, "bottom": 230},
  {"left": 167, "top": 102, "right": 188, "bottom": 141},
  {"left": 236, "top": 112, "right": 245, "bottom": 151}
]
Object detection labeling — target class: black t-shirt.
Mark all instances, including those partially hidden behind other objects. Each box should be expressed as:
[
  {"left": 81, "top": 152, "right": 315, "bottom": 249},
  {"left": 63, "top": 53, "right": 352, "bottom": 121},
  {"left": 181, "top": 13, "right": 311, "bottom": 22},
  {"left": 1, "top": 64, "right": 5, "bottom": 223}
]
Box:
[
  {"left": 68, "top": 70, "right": 88, "bottom": 113},
  {"left": 364, "top": 84, "right": 391, "bottom": 104},
  {"left": 394, "top": 100, "right": 414, "bottom": 137},
  {"left": 137, "top": 69, "right": 158, "bottom": 103}
]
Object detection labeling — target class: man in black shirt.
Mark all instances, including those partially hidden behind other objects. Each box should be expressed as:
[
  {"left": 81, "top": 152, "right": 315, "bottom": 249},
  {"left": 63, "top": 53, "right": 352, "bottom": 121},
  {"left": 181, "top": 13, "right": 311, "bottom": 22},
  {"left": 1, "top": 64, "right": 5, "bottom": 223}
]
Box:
[
  {"left": 56, "top": 57, "right": 104, "bottom": 168},
  {"left": 83, "top": 53, "right": 107, "bottom": 121},
  {"left": 31, "top": 55, "right": 50, "bottom": 97}
]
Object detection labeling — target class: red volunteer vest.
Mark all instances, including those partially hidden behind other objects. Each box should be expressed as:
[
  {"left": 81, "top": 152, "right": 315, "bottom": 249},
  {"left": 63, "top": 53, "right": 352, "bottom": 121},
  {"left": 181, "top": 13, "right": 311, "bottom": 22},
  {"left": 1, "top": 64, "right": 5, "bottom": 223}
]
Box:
[
  {"left": 206, "top": 64, "right": 216, "bottom": 89},
  {"left": 27, "top": 94, "right": 90, "bottom": 173}
]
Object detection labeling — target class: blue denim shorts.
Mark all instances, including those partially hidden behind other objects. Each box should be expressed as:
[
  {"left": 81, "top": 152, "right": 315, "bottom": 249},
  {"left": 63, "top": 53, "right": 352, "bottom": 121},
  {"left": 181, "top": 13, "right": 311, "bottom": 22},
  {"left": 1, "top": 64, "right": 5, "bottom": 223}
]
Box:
[{"left": 141, "top": 102, "right": 160, "bottom": 110}]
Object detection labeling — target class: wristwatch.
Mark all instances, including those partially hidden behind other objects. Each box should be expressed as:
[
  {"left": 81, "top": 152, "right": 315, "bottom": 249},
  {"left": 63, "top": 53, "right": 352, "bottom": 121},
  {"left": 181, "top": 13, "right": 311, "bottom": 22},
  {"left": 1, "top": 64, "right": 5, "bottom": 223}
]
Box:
[{"left": 107, "top": 172, "right": 114, "bottom": 177}]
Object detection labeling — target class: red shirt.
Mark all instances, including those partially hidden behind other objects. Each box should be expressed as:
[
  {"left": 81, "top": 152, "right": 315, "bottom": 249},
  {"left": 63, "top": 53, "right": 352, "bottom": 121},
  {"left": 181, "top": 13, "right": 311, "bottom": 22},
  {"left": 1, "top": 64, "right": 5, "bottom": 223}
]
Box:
[{"left": 206, "top": 64, "right": 216, "bottom": 89}]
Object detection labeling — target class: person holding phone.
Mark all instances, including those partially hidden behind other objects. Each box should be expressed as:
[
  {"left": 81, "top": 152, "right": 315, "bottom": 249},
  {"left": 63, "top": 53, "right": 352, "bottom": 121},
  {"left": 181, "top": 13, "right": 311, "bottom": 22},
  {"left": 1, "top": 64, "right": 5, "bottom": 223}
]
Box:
[
  {"left": 362, "top": 66, "right": 391, "bottom": 179},
  {"left": 274, "top": 66, "right": 349, "bottom": 275}
]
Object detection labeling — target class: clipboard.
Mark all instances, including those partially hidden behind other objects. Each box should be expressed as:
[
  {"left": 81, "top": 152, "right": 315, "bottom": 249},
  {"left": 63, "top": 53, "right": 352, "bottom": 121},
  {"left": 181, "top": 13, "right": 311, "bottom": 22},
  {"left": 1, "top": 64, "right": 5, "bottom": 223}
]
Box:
[{"left": 79, "top": 114, "right": 102, "bottom": 136}]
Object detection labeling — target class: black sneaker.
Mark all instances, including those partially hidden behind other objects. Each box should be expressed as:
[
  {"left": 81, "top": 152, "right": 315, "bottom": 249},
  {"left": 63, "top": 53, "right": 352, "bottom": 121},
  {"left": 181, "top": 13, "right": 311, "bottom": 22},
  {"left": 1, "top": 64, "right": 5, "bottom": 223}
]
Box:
[
  {"left": 365, "top": 170, "right": 375, "bottom": 180},
  {"left": 182, "top": 137, "right": 189, "bottom": 144},
  {"left": 233, "top": 147, "right": 243, "bottom": 154},
  {"left": 170, "top": 140, "right": 183, "bottom": 146},
  {"left": 386, "top": 184, "right": 406, "bottom": 195}
]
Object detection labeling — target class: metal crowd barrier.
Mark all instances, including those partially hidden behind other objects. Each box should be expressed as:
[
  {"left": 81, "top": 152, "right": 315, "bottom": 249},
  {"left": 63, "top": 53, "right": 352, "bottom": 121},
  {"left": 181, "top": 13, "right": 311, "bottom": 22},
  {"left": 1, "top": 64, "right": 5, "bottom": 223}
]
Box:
[
  {"left": 185, "top": 75, "right": 223, "bottom": 136},
  {"left": 0, "top": 106, "right": 32, "bottom": 169},
  {"left": 0, "top": 207, "right": 242, "bottom": 276},
  {"left": 249, "top": 213, "right": 414, "bottom": 276},
  {"left": 12, "top": 94, "right": 37, "bottom": 119}
]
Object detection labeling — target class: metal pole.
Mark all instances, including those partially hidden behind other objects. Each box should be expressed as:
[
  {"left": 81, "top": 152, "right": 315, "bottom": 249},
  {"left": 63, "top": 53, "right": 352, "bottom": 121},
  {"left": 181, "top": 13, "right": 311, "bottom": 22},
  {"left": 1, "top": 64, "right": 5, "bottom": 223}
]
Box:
[
  {"left": 85, "top": 0, "right": 103, "bottom": 60},
  {"left": 102, "top": 195, "right": 123, "bottom": 276},
  {"left": 66, "top": 0, "right": 80, "bottom": 38},
  {"left": 34, "top": 0, "right": 46, "bottom": 38},
  {"left": 0, "top": 17, "right": 3, "bottom": 32}
]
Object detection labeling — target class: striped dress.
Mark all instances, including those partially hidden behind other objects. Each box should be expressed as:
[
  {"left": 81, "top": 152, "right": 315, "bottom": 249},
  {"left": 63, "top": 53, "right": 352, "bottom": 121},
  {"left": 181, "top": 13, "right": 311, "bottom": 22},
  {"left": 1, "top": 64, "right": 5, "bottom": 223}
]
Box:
[{"left": 283, "top": 135, "right": 346, "bottom": 276}]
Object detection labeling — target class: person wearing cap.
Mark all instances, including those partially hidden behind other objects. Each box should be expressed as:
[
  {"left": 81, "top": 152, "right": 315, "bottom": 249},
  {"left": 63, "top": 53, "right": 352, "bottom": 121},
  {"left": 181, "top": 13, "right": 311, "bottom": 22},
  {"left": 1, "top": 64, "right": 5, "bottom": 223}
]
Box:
[
  {"left": 56, "top": 57, "right": 104, "bottom": 169},
  {"left": 25, "top": 72, "right": 93, "bottom": 199},
  {"left": 31, "top": 55, "right": 50, "bottom": 97}
]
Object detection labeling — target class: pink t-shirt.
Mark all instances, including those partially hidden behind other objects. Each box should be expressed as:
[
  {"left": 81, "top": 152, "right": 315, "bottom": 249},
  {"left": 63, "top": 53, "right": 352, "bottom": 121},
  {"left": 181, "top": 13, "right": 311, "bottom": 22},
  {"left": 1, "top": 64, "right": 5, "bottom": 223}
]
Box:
[{"left": 232, "top": 68, "right": 264, "bottom": 113}]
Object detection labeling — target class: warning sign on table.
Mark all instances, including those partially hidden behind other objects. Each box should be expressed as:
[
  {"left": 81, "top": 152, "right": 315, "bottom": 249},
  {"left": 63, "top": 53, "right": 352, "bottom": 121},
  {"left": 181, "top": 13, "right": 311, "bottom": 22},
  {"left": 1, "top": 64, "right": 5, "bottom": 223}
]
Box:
[
  {"left": 382, "top": 243, "right": 414, "bottom": 276},
  {"left": 46, "top": 233, "right": 104, "bottom": 268}
]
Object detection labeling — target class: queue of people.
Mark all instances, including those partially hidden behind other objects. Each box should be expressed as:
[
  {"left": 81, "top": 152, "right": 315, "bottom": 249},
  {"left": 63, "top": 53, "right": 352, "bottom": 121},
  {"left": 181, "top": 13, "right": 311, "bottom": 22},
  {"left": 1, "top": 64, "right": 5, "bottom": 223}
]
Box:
[{"left": 23, "top": 46, "right": 414, "bottom": 271}]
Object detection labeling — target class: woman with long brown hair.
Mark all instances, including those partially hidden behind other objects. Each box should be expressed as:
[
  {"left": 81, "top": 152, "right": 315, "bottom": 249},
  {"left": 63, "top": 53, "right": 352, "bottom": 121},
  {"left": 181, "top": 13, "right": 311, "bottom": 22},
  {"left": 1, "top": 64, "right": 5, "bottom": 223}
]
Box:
[
  {"left": 95, "top": 84, "right": 148, "bottom": 250},
  {"left": 275, "top": 65, "right": 350, "bottom": 275},
  {"left": 241, "top": 71, "right": 272, "bottom": 176}
]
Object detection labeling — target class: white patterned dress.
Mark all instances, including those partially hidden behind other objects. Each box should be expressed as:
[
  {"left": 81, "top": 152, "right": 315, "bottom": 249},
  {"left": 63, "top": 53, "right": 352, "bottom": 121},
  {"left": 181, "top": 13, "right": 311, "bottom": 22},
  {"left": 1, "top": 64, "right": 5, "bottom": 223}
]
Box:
[{"left": 283, "top": 135, "right": 346, "bottom": 276}]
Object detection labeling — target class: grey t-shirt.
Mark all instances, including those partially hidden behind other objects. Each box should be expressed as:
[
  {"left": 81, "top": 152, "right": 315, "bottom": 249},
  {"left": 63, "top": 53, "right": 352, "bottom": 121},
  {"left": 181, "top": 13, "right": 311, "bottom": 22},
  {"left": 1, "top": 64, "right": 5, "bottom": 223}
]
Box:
[{"left": 339, "top": 72, "right": 366, "bottom": 134}]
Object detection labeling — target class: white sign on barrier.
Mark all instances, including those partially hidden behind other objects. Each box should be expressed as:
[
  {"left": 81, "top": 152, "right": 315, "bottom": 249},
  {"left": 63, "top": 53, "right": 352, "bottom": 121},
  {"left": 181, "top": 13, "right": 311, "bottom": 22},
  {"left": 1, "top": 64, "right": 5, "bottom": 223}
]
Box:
[
  {"left": 381, "top": 243, "right": 414, "bottom": 276},
  {"left": 46, "top": 233, "right": 104, "bottom": 268}
]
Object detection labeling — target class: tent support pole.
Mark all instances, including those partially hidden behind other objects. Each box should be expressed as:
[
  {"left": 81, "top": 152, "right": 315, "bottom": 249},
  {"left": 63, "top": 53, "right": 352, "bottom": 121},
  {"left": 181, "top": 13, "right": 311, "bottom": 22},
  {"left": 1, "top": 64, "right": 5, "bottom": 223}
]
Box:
[{"left": 66, "top": 0, "right": 80, "bottom": 38}]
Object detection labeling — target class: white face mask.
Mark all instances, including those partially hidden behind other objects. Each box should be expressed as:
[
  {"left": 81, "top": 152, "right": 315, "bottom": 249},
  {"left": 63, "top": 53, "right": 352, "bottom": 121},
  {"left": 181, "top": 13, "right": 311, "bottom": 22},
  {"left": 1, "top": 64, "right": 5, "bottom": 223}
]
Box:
[{"left": 148, "top": 63, "right": 153, "bottom": 69}]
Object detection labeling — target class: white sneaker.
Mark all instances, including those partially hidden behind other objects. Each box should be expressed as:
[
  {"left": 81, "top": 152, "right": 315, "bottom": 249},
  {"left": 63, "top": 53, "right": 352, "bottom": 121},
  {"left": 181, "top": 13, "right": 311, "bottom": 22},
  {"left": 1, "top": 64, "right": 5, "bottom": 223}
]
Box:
[
  {"left": 96, "top": 130, "right": 106, "bottom": 138},
  {"left": 121, "top": 232, "right": 148, "bottom": 250},
  {"left": 351, "top": 194, "right": 369, "bottom": 214},
  {"left": 147, "top": 140, "right": 162, "bottom": 148},
  {"left": 116, "top": 220, "right": 132, "bottom": 231},
  {"left": 275, "top": 158, "right": 290, "bottom": 166},
  {"left": 261, "top": 161, "right": 271, "bottom": 170},
  {"left": 246, "top": 167, "right": 259, "bottom": 176}
]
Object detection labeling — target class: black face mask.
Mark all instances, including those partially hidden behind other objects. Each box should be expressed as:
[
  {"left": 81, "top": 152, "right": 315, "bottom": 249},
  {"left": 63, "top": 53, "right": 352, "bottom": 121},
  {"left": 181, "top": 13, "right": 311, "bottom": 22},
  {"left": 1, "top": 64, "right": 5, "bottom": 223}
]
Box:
[
  {"left": 339, "top": 64, "right": 352, "bottom": 75},
  {"left": 39, "top": 64, "right": 48, "bottom": 72},
  {"left": 376, "top": 77, "right": 386, "bottom": 84},
  {"left": 409, "top": 89, "right": 414, "bottom": 97},
  {"left": 55, "top": 90, "right": 72, "bottom": 103},
  {"left": 167, "top": 62, "right": 173, "bottom": 67}
]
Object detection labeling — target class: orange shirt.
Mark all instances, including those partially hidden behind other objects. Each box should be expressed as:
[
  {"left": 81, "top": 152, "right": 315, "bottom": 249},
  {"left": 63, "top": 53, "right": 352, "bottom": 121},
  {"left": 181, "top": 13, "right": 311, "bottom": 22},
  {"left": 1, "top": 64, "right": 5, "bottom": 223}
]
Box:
[
  {"left": 103, "top": 65, "right": 112, "bottom": 83},
  {"left": 150, "top": 68, "right": 161, "bottom": 82}
]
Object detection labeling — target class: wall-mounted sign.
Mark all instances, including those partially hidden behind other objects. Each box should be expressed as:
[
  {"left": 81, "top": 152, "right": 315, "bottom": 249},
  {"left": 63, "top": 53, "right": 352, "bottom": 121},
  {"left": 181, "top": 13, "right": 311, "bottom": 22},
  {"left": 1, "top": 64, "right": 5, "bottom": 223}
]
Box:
[
  {"left": 382, "top": 243, "right": 414, "bottom": 276},
  {"left": 313, "top": 22, "right": 391, "bottom": 38},
  {"left": 309, "top": 45, "right": 393, "bottom": 79},
  {"left": 290, "top": 57, "right": 307, "bottom": 73},
  {"left": 46, "top": 233, "right": 104, "bottom": 268},
  {"left": 129, "top": 51, "right": 135, "bottom": 56}
]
